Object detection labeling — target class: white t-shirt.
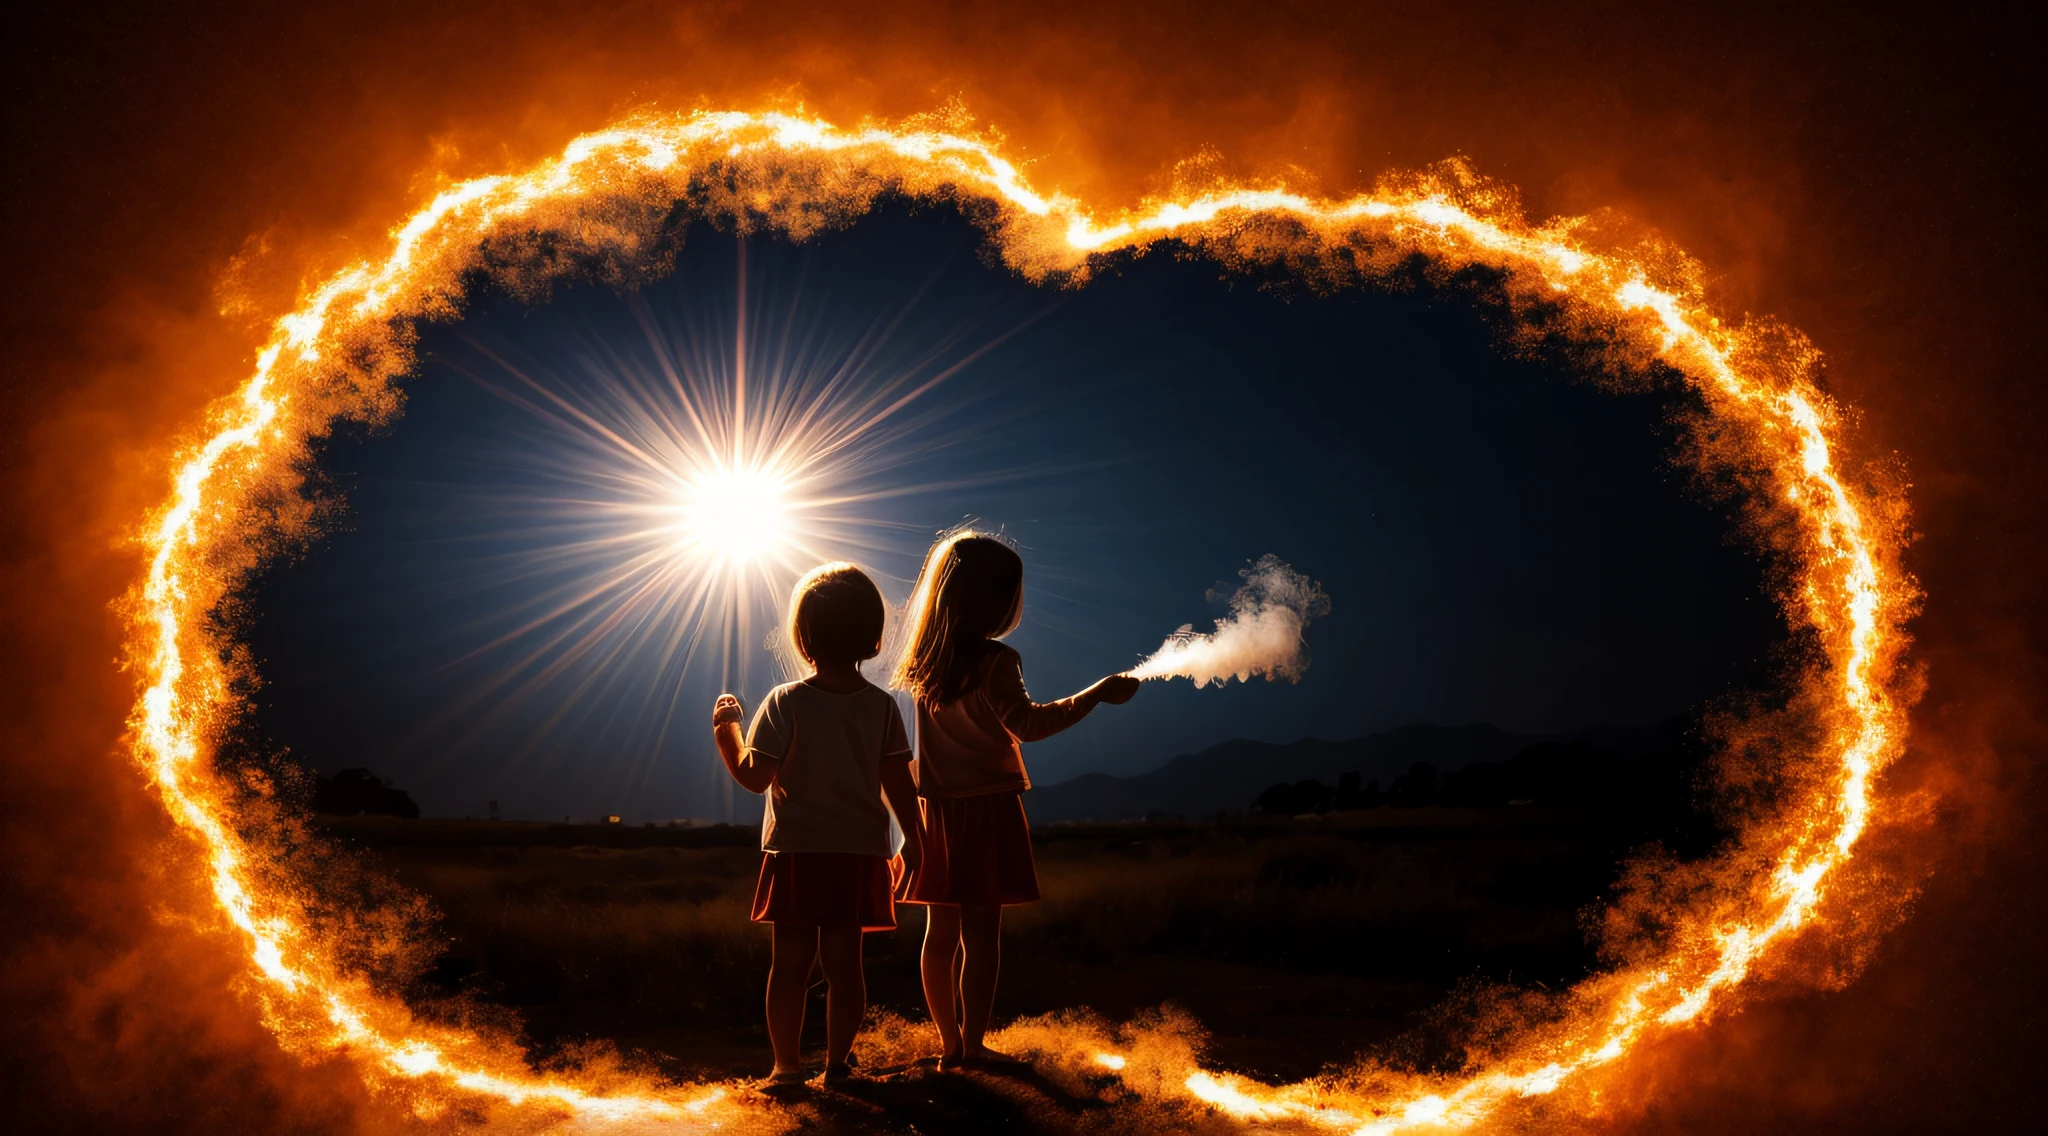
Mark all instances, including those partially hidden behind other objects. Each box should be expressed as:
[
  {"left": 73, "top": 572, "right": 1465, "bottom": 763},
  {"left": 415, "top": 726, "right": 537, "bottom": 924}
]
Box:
[{"left": 746, "top": 678, "right": 911, "bottom": 858}]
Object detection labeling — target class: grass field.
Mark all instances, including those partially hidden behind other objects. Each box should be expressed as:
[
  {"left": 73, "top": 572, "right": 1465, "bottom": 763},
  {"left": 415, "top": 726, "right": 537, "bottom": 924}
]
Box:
[{"left": 325, "top": 805, "right": 1657, "bottom": 1087}]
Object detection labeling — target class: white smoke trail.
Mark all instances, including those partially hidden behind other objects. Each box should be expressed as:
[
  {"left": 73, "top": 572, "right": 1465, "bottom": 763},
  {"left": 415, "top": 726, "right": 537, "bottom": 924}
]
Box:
[{"left": 1129, "top": 555, "right": 1330, "bottom": 687}]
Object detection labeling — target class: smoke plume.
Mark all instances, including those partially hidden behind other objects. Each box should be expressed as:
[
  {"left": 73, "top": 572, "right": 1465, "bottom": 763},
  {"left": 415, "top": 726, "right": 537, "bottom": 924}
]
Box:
[{"left": 1129, "top": 555, "right": 1330, "bottom": 687}]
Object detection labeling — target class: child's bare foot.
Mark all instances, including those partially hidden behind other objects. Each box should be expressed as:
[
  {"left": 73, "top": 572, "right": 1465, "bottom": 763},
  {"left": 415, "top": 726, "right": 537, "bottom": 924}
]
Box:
[
  {"left": 936, "top": 1048, "right": 967, "bottom": 1072},
  {"left": 756, "top": 1067, "right": 810, "bottom": 1093},
  {"left": 962, "top": 1044, "right": 1028, "bottom": 1068},
  {"left": 815, "top": 1060, "right": 864, "bottom": 1087}
]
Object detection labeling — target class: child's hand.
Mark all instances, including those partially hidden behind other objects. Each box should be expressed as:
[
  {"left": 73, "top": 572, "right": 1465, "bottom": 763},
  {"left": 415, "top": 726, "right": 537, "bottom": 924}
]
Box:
[
  {"left": 712, "top": 694, "right": 744, "bottom": 727},
  {"left": 1095, "top": 674, "right": 1141, "bottom": 705}
]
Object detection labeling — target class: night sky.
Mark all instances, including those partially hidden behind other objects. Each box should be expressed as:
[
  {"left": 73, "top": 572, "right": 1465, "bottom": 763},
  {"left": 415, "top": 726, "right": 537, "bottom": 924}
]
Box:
[{"left": 246, "top": 205, "right": 1780, "bottom": 823}]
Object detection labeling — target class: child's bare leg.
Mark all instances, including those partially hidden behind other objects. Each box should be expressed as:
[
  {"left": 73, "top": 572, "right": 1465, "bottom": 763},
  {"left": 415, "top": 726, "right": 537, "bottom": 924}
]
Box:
[
  {"left": 767, "top": 923, "right": 819, "bottom": 1073},
  {"left": 920, "top": 904, "right": 965, "bottom": 1059},
  {"left": 958, "top": 903, "right": 1003, "bottom": 1053},
  {"left": 817, "top": 923, "right": 865, "bottom": 1068}
]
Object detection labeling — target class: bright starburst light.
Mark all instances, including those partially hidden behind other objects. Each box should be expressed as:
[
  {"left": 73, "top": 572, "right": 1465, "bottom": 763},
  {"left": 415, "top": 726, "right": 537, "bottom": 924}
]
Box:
[
  {"left": 677, "top": 464, "right": 793, "bottom": 569},
  {"left": 407, "top": 235, "right": 1041, "bottom": 811}
]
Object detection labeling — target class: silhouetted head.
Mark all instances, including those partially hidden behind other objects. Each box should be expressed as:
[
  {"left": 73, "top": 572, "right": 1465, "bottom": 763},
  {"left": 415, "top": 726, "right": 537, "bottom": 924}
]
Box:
[
  {"left": 786, "top": 562, "right": 886, "bottom": 669},
  {"left": 893, "top": 531, "right": 1025, "bottom": 705}
]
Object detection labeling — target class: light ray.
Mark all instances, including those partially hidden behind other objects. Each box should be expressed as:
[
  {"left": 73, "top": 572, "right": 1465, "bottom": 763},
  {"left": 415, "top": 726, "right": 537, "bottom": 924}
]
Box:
[{"left": 362, "top": 239, "right": 1045, "bottom": 814}]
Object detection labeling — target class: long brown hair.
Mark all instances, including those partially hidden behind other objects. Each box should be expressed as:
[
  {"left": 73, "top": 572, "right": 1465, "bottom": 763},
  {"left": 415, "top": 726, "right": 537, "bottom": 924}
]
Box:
[{"left": 892, "top": 531, "right": 1024, "bottom": 705}]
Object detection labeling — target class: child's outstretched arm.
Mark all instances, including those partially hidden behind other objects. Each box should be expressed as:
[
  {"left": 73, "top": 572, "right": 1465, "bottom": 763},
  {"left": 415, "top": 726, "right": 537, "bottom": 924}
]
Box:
[
  {"left": 988, "top": 650, "right": 1140, "bottom": 742},
  {"left": 712, "top": 694, "right": 778, "bottom": 794}
]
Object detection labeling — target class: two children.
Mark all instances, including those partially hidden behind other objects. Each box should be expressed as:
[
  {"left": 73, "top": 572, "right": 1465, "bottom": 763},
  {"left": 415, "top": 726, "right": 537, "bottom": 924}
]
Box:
[{"left": 712, "top": 532, "right": 1136, "bottom": 1084}]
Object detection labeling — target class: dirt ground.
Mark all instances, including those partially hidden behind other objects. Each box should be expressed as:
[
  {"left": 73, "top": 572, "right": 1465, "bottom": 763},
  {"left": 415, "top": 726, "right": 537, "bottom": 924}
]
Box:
[{"left": 322, "top": 808, "right": 1659, "bottom": 1131}]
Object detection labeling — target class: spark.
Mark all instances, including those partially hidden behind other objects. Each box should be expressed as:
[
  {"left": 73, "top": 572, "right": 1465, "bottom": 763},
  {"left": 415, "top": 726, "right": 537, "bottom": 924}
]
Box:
[{"left": 125, "top": 108, "right": 1911, "bottom": 1129}]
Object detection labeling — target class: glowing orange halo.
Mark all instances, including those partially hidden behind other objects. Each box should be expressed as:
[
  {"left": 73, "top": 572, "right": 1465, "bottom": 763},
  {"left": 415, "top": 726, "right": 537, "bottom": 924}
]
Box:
[{"left": 125, "top": 109, "right": 1911, "bottom": 1130}]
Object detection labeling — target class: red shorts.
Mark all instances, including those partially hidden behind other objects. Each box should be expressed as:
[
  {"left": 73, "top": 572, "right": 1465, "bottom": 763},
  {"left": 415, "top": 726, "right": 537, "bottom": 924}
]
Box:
[
  {"left": 750, "top": 851, "right": 897, "bottom": 931},
  {"left": 904, "top": 791, "right": 1041, "bottom": 907}
]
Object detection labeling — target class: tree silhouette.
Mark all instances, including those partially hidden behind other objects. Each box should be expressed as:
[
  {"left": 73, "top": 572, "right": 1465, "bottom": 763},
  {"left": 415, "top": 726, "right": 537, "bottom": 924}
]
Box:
[
  {"left": 1387, "top": 761, "right": 1439, "bottom": 807},
  {"left": 314, "top": 768, "right": 420, "bottom": 818}
]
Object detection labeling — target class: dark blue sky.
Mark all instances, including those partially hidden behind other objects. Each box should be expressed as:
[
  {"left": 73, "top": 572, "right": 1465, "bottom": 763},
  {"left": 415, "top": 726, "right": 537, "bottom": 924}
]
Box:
[{"left": 246, "top": 205, "right": 1782, "bottom": 822}]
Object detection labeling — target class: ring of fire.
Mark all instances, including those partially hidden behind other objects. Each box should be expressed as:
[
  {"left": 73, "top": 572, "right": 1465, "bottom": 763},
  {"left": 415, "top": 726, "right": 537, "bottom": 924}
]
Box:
[{"left": 126, "top": 110, "right": 1913, "bottom": 1131}]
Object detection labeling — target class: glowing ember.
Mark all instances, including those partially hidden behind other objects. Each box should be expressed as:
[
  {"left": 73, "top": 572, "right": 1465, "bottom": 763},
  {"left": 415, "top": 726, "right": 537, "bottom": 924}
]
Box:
[{"left": 124, "top": 108, "right": 1912, "bottom": 1130}]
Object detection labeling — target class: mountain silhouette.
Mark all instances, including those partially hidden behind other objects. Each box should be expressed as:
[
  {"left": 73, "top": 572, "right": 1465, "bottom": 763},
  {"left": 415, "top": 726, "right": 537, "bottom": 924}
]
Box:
[{"left": 1024, "top": 720, "right": 1686, "bottom": 823}]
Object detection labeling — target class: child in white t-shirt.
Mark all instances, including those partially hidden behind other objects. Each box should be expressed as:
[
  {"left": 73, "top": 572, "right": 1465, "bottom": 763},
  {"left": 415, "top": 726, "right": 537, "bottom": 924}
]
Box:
[{"left": 712, "top": 562, "right": 925, "bottom": 1088}]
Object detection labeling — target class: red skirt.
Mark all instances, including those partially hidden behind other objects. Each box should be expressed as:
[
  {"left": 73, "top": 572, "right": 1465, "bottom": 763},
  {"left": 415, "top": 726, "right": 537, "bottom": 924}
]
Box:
[
  {"left": 904, "top": 792, "right": 1040, "bottom": 907},
  {"left": 750, "top": 851, "right": 897, "bottom": 931}
]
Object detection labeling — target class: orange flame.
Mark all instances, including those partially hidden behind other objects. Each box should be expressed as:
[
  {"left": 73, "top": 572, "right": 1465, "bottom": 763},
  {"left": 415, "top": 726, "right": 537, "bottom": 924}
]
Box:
[{"left": 125, "top": 108, "right": 1910, "bottom": 1129}]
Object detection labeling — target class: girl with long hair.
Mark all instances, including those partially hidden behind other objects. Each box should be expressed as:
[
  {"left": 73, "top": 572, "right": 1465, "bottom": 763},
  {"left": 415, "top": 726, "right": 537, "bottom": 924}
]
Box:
[{"left": 893, "top": 532, "right": 1138, "bottom": 1068}]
